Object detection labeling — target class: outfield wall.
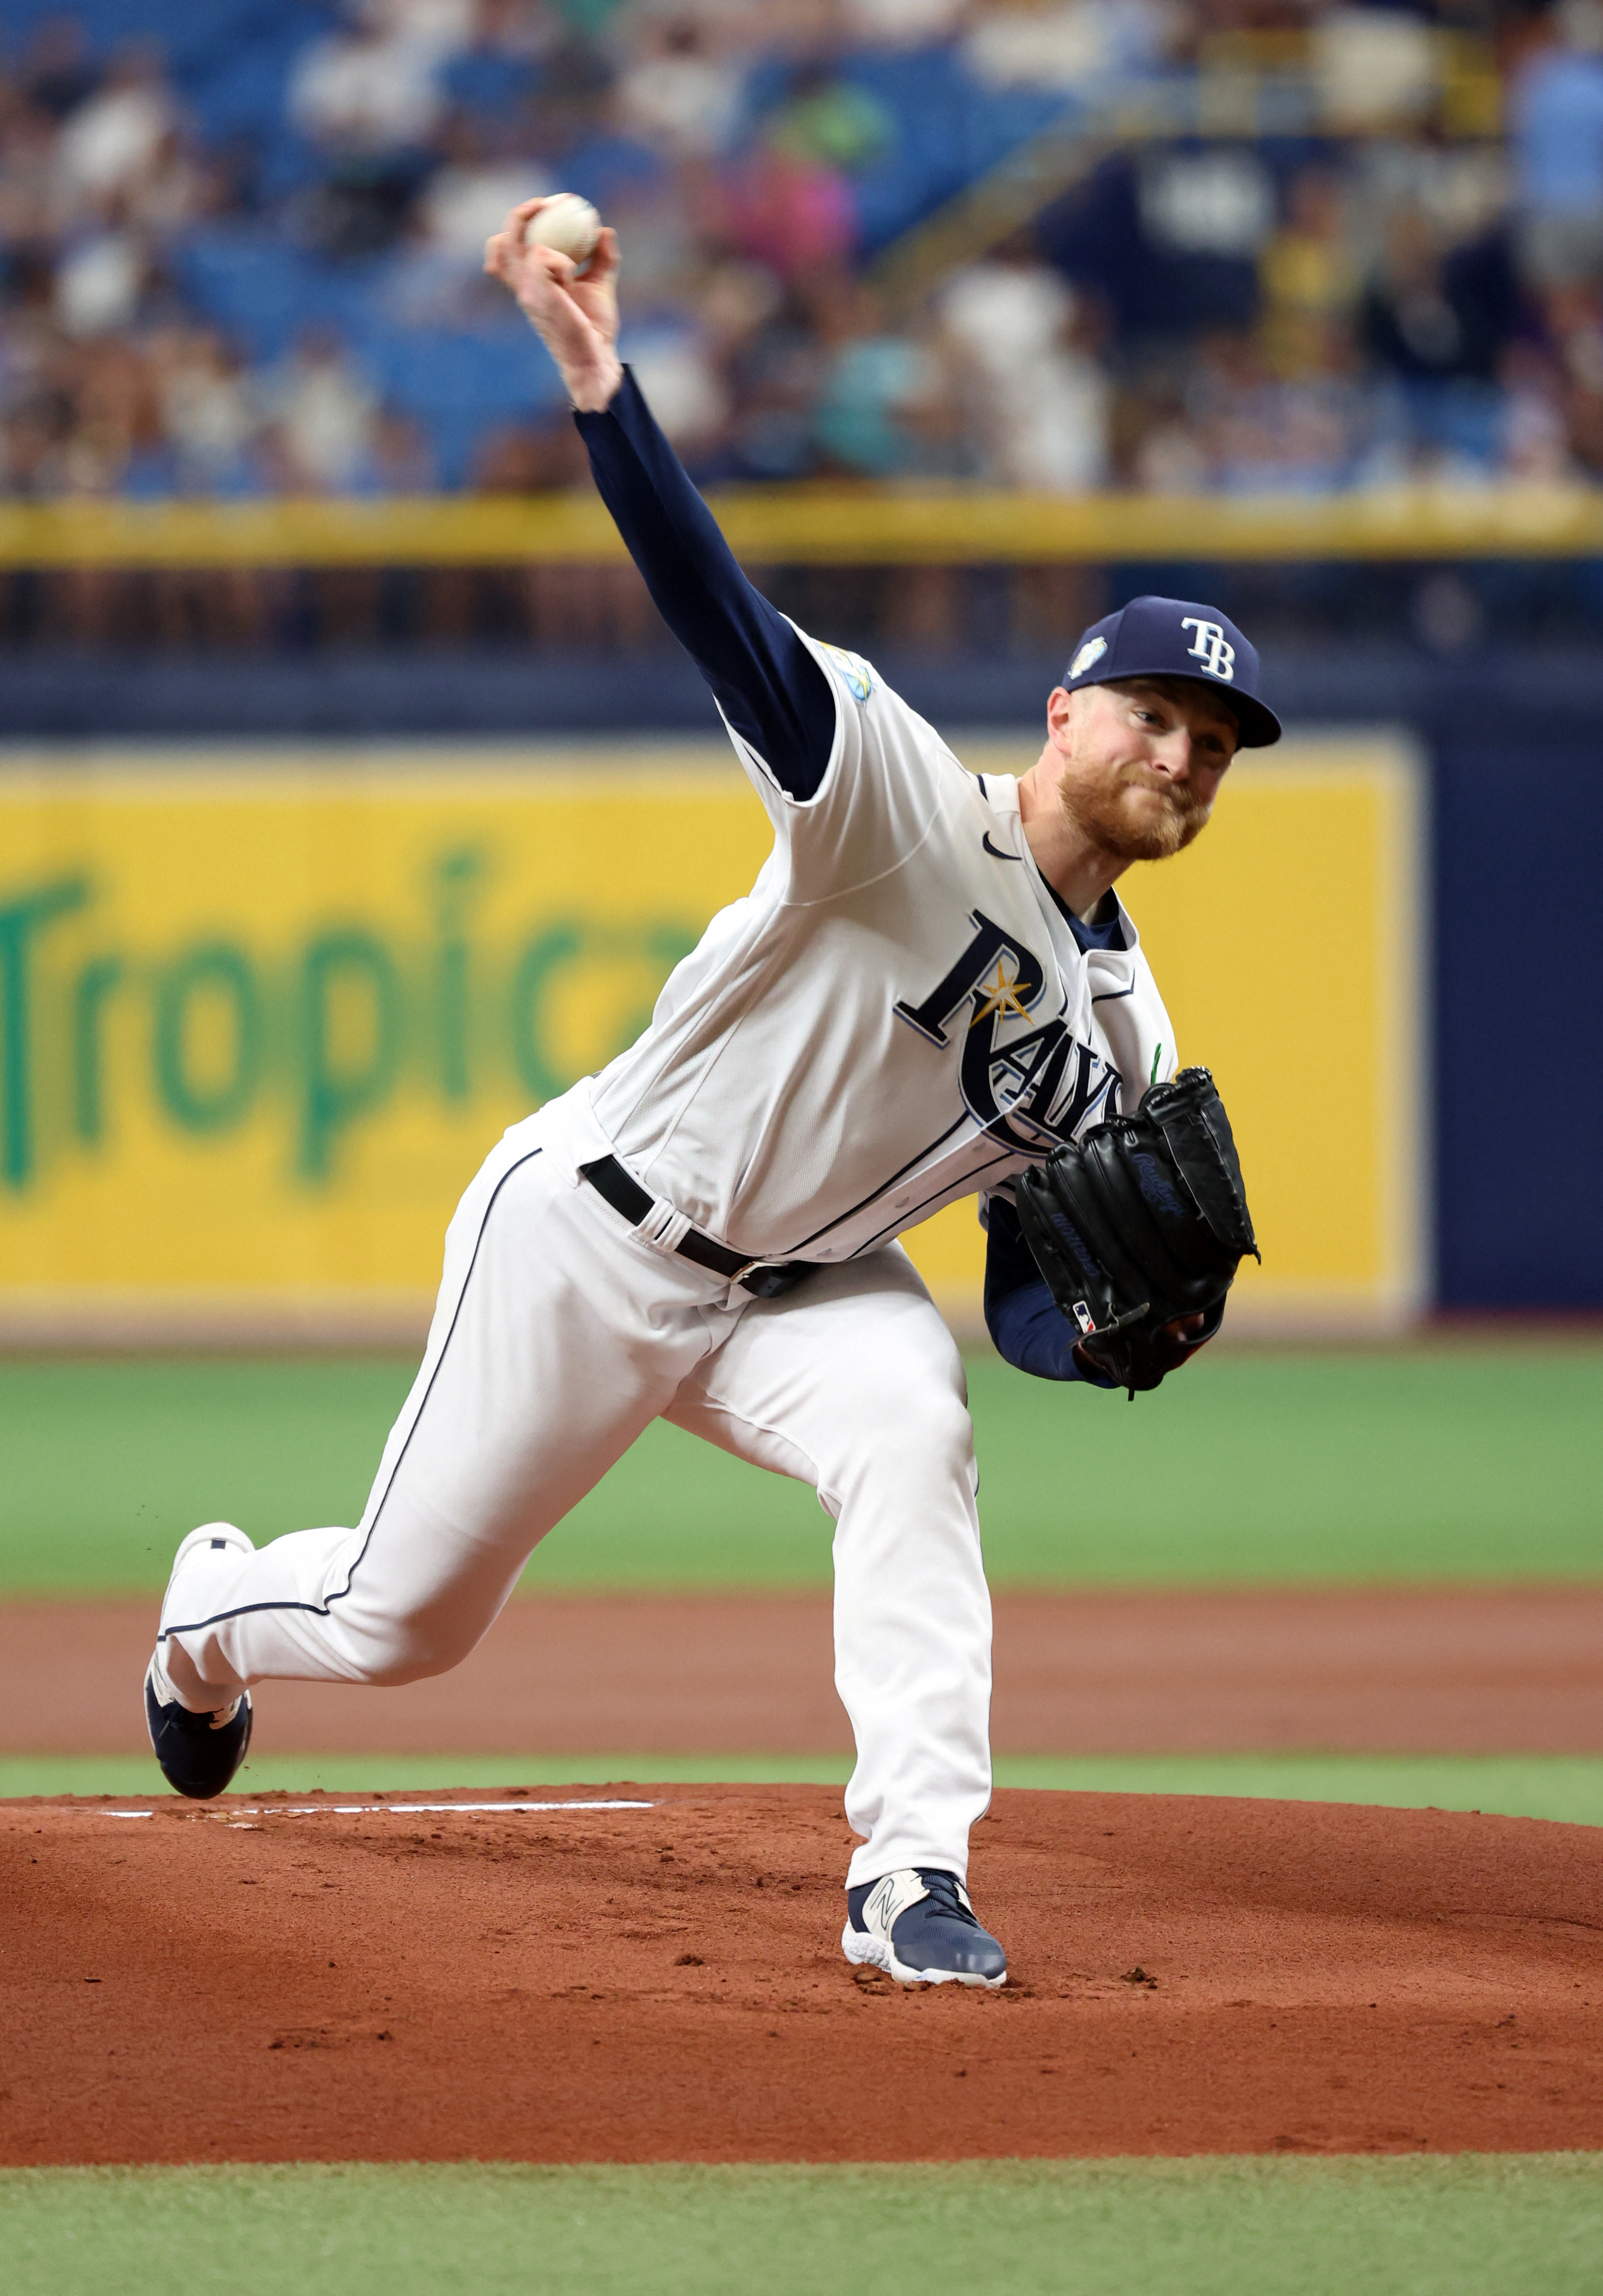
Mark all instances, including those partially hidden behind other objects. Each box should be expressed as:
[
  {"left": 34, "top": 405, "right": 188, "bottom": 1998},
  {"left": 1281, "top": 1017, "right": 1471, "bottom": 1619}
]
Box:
[{"left": 0, "top": 735, "right": 1420, "bottom": 1344}]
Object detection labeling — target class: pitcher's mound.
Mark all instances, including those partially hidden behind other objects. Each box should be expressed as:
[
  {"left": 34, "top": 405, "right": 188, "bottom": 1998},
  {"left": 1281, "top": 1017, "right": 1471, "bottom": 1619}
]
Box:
[{"left": 3, "top": 1784, "right": 1600, "bottom": 2164}]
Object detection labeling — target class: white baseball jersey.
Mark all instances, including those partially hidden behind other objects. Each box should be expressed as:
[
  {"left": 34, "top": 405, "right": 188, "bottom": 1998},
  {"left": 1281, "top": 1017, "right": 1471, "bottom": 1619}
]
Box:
[{"left": 588, "top": 629, "right": 1179, "bottom": 1264}]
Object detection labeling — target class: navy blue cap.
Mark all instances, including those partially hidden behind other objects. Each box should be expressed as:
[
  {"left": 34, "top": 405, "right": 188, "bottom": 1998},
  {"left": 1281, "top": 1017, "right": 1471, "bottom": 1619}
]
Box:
[{"left": 1061, "top": 594, "right": 1281, "bottom": 748}]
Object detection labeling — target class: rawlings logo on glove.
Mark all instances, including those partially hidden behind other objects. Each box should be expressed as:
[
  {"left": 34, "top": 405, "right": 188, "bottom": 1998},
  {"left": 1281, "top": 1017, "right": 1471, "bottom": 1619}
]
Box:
[{"left": 1013, "top": 1067, "right": 1259, "bottom": 1399}]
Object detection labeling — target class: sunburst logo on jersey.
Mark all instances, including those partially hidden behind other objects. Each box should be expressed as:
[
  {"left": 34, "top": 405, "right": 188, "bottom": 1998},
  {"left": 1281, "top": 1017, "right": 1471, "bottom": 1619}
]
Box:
[{"left": 970, "top": 959, "right": 1033, "bottom": 1025}]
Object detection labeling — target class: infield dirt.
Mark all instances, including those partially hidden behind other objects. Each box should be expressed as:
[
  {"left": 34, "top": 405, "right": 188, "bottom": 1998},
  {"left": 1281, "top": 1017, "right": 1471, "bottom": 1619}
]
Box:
[{"left": 4, "top": 1785, "right": 1600, "bottom": 2165}]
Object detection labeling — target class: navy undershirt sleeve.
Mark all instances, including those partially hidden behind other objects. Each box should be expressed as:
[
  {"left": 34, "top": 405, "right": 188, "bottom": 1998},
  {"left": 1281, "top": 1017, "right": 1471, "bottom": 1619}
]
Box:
[
  {"left": 983, "top": 1194, "right": 1110, "bottom": 1385},
  {"left": 985, "top": 1194, "right": 1227, "bottom": 1384},
  {"left": 574, "top": 370, "right": 835, "bottom": 799}
]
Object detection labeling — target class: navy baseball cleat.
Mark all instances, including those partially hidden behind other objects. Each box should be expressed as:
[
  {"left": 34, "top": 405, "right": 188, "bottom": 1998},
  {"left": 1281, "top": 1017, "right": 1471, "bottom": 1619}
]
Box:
[
  {"left": 144, "top": 1524, "right": 255, "bottom": 1800},
  {"left": 842, "top": 1868, "right": 1007, "bottom": 1988},
  {"left": 144, "top": 1663, "right": 252, "bottom": 1799}
]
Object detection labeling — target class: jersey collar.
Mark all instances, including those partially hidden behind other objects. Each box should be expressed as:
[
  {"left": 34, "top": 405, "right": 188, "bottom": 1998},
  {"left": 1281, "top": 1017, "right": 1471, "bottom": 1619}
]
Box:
[{"left": 975, "top": 769, "right": 1136, "bottom": 955}]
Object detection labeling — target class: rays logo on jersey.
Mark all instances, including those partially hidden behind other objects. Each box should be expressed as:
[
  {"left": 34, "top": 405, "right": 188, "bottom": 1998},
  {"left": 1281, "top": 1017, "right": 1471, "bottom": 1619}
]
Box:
[
  {"left": 817, "top": 641, "right": 876, "bottom": 703},
  {"left": 893, "top": 911, "right": 1121, "bottom": 1152}
]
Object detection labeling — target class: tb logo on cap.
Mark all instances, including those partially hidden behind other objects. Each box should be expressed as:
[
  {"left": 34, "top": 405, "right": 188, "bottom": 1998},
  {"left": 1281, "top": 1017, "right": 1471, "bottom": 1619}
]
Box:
[{"left": 1180, "top": 617, "right": 1235, "bottom": 681}]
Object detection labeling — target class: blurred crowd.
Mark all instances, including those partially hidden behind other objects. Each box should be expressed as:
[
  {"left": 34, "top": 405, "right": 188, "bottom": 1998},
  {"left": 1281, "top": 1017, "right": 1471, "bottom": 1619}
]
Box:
[{"left": 6, "top": 0, "right": 1603, "bottom": 501}]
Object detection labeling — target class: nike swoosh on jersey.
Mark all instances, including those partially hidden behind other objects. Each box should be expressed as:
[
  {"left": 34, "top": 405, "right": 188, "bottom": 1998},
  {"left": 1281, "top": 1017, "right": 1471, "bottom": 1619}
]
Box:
[{"left": 981, "top": 832, "right": 1022, "bottom": 861}]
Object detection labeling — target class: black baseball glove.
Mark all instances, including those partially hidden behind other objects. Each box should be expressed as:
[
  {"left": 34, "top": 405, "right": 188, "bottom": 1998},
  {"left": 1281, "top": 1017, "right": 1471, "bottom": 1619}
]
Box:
[{"left": 1012, "top": 1067, "right": 1258, "bottom": 1399}]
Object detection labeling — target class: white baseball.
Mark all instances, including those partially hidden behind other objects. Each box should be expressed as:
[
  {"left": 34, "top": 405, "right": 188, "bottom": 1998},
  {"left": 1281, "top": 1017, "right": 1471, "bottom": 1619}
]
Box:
[{"left": 522, "top": 194, "right": 601, "bottom": 267}]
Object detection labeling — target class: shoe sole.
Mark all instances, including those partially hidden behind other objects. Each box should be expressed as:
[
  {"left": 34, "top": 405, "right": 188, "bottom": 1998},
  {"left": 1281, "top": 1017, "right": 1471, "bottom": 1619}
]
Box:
[{"left": 841, "top": 1923, "right": 1007, "bottom": 1990}]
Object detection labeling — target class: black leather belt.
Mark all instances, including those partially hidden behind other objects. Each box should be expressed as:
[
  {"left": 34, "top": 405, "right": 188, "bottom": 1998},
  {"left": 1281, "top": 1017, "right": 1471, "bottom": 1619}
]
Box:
[{"left": 579, "top": 1157, "right": 814, "bottom": 1300}]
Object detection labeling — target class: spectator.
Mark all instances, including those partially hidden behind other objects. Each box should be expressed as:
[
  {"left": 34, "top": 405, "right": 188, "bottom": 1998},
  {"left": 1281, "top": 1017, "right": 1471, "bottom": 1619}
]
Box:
[
  {"left": 627, "top": 324, "right": 730, "bottom": 454},
  {"left": 725, "top": 292, "right": 828, "bottom": 479},
  {"left": 962, "top": 0, "right": 1172, "bottom": 94},
  {"left": 1311, "top": 7, "right": 1441, "bottom": 134},
  {"left": 520, "top": 27, "right": 617, "bottom": 162},
  {"left": 366, "top": 404, "right": 438, "bottom": 489},
  {"left": 600, "top": 167, "right": 712, "bottom": 315},
  {"left": 1499, "top": 337, "right": 1575, "bottom": 480},
  {"left": 1258, "top": 167, "right": 1360, "bottom": 380},
  {"left": 150, "top": 326, "right": 260, "bottom": 494},
  {"left": 412, "top": 139, "right": 551, "bottom": 262},
  {"left": 1127, "top": 391, "right": 1209, "bottom": 493},
  {"left": 380, "top": 0, "right": 477, "bottom": 40},
  {"left": 471, "top": 412, "right": 589, "bottom": 489},
  {"left": 440, "top": 0, "right": 555, "bottom": 126},
  {"left": 617, "top": 16, "right": 747, "bottom": 159},
  {"left": 1360, "top": 207, "right": 1519, "bottom": 468},
  {"left": 290, "top": 11, "right": 452, "bottom": 154},
  {"left": 0, "top": 98, "right": 62, "bottom": 244},
  {"left": 1039, "top": 146, "right": 1270, "bottom": 347},
  {"left": 54, "top": 228, "right": 148, "bottom": 338},
  {"left": 727, "top": 126, "right": 858, "bottom": 280},
  {"left": 1511, "top": 0, "right": 1603, "bottom": 289},
  {"left": 388, "top": 112, "right": 552, "bottom": 315},
  {"left": 1179, "top": 327, "right": 1393, "bottom": 495},
  {"left": 842, "top": 0, "right": 967, "bottom": 47},
  {"left": 813, "top": 282, "right": 965, "bottom": 477},
  {"left": 938, "top": 254, "right": 1109, "bottom": 490},
  {"left": 1533, "top": 275, "right": 1603, "bottom": 473},
  {"left": 61, "top": 334, "right": 166, "bottom": 494},
  {"left": 54, "top": 45, "right": 174, "bottom": 214},
  {"left": 257, "top": 328, "right": 380, "bottom": 492},
  {"left": 765, "top": 65, "right": 894, "bottom": 176}
]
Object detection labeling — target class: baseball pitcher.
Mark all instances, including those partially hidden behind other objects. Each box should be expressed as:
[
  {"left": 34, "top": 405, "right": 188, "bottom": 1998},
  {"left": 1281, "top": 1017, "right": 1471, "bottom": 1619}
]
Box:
[{"left": 144, "top": 202, "right": 1274, "bottom": 1991}]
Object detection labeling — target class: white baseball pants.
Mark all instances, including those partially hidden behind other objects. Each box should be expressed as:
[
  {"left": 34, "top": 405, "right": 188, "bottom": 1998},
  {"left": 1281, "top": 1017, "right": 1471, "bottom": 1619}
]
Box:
[{"left": 158, "top": 1085, "right": 993, "bottom": 1887}]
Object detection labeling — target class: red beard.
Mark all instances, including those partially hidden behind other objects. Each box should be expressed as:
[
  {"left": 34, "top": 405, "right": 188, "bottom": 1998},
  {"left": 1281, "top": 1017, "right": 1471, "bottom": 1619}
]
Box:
[{"left": 1060, "top": 769, "right": 1209, "bottom": 863}]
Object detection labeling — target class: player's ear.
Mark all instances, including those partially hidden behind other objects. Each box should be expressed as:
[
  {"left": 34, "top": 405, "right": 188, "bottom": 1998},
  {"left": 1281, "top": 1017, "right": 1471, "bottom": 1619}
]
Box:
[{"left": 1046, "top": 685, "right": 1075, "bottom": 746}]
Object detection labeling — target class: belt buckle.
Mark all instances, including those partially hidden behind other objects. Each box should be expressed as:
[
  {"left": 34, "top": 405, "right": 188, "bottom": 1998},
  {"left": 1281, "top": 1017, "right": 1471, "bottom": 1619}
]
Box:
[{"left": 734, "top": 1260, "right": 803, "bottom": 1300}]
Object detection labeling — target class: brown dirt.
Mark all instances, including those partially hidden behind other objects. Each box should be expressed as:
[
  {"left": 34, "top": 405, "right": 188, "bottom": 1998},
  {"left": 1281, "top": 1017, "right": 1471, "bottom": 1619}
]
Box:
[
  {"left": 4, "top": 1587, "right": 1602, "bottom": 1756},
  {"left": 2, "top": 1785, "right": 1601, "bottom": 2165}
]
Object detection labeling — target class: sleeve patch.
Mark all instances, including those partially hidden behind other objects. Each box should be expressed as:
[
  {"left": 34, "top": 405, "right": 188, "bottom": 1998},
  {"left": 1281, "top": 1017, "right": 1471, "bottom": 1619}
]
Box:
[{"left": 817, "top": 642, "right": 876, "bottom": 704}]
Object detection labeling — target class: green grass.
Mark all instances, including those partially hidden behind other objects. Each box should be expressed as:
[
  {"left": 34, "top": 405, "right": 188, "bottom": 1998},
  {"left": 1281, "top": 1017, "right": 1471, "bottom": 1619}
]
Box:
[
  {"left": 987, "top": 1754, "right": 1603, "bottom": 1827},
  {"left": 3, "top": 2159, "right": 1602, "bottom": 2296},
  {"left": 2, "top": 1345, "right": 1600, "bottom": 1595},
  {"left": 8, "top": 1751, "right": 1602, "bottom": 1826}
]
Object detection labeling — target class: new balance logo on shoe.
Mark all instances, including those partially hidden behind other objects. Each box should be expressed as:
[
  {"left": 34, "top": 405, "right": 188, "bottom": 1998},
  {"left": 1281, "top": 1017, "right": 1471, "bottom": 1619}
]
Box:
[{"left": 843, "top": 1867, "right": 1006, "bottom": 1989}]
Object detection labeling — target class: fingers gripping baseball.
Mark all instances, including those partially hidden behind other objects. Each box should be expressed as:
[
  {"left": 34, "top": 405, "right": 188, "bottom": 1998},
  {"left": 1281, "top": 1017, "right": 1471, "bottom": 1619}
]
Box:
[{"left": 484, "top": 198, "right": 622, "bottom": 412}]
